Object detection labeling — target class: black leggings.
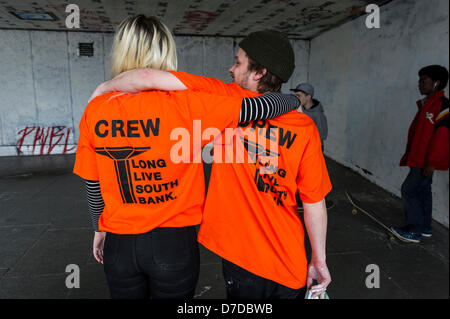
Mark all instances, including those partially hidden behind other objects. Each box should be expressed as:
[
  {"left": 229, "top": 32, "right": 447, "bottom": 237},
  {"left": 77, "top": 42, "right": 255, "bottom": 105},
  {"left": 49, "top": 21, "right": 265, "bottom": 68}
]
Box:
[{"left": 103, "top": 226, "right": 200, "bottom": 299}]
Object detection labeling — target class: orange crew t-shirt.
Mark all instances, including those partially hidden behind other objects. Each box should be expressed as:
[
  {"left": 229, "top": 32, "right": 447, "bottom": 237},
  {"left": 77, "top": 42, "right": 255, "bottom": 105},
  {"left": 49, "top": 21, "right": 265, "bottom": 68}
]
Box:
[
  {"left": 170, "top": 71, "right": 332, "bottom": 289},
  {"left": 74, "top": 90, "right": 242, "bottom": 234}
]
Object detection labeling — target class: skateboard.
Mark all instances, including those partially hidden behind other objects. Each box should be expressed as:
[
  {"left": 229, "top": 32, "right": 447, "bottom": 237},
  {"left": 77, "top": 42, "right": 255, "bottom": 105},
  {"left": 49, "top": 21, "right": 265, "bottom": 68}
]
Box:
[{"left": 345, "top": 190, "right": 396, "bottom": 241}]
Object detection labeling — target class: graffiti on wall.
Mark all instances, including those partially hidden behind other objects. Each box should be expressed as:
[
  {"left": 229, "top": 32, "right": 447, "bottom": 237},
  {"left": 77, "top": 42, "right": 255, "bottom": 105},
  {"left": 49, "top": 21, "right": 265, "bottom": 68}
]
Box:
[
  {"left": 184, "top": 10, "right": 219, "bottom": 31},
  {"left": 0, "top": 0, "right": 390, "bottom": 38},
  {"left": 16, "top": 125, "right": 76, "bottom": 155}
]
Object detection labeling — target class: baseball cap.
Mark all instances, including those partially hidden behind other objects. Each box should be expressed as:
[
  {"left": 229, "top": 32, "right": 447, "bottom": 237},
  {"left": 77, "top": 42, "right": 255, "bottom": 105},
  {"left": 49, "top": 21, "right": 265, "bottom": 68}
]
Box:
[{"left": 291, "top": 83, "right": 314, "bottom": 97}]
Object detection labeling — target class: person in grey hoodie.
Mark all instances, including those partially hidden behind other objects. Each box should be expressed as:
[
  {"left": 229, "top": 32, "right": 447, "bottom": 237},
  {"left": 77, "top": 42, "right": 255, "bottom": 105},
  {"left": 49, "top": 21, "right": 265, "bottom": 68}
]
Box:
[
  {"left": 291, "top": 83, "right": 328, "bottom": 151},
  {"left": 292, "top": 83, "right": 333, "bottom": 211}
]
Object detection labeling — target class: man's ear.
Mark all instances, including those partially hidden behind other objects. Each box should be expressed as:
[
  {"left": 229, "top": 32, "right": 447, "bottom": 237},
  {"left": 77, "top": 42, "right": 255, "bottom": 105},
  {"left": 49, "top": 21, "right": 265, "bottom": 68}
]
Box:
[
  {"left": 252, "top": 68, "right": 267, "bottom": 81},
  {"left": 434, "top": 80, "right": 440, "bottom": 89}
]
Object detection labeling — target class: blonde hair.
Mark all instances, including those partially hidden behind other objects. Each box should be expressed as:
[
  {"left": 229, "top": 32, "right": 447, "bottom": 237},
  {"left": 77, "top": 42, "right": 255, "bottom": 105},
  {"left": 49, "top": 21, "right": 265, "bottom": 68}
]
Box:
[{"left": 110, "top": 15, "right": 177, "bottom": 78}]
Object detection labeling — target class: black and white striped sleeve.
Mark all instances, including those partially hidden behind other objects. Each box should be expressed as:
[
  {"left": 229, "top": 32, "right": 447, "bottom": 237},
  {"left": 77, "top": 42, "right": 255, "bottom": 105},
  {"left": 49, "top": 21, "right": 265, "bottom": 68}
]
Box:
[
  {"left": 84, "top": 180, "right": 105, "bottom": 232},
  {"left": 239, "top": 92, "right": 300, "bottom": 123}
]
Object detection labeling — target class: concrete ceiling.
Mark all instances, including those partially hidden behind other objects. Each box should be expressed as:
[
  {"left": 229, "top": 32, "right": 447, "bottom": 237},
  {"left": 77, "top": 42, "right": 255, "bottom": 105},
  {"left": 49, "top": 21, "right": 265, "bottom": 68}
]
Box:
[{"left": 0, "top": 0, "right": 392, "bottom": 39}]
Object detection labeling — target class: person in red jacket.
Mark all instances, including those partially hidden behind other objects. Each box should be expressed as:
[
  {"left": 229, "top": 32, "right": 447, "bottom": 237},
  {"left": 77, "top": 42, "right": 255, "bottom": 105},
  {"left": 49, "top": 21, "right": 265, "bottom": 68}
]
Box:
[{"left": 391, "top": 65, "right": 449, "bottom": 243}]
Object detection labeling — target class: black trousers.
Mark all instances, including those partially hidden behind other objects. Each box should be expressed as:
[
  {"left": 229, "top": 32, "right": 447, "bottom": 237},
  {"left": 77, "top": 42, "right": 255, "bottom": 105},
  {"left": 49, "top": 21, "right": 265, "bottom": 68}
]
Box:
[
  {"left": 103, "top": 225, "right": 200, "bottom": 299},
  {"left": 222, "top": 259, "right": 306, "bottom": 299}
]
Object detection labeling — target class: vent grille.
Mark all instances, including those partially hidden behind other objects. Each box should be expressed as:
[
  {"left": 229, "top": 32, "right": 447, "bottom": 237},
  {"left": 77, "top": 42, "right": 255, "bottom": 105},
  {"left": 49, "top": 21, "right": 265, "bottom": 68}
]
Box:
[{"left": 78, "top": 43, "right": 94, "bottom": 57}]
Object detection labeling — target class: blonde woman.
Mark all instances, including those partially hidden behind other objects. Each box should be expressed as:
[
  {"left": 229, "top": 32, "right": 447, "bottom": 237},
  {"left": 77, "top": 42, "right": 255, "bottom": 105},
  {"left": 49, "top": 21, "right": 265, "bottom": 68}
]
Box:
[{"left": 74, "top": 15, "right": 301, "bottom": 299}]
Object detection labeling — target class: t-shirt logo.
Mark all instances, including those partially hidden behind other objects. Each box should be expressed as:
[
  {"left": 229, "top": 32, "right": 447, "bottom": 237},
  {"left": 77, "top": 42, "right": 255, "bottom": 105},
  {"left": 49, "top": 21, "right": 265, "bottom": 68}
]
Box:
[
  {"left": 240, "top": 137, "right": 280, "bottom": 162},
  {"left": 95, "top": 146, "right": 151, "bottom": 203},
  {"left": 425, "top": 112, "right": 435, "bottom": 125},
  {"left": 236, "top": 120, "right": 296, "bottom": 207}
]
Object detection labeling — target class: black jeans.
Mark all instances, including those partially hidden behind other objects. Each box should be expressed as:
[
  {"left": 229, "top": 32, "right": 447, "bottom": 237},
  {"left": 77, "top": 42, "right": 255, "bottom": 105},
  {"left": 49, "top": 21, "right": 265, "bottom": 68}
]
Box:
[
  {"left": 103, "top": 225, "right": 200, "bottom": 299},
  {"left": 222, "top": 259, "right": 306, "bottom": 299}
]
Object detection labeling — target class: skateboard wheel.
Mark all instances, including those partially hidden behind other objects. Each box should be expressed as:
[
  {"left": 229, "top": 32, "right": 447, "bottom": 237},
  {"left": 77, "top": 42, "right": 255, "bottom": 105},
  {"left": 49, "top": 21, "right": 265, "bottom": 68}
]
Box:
[
  {"left": 389, "top": 236, "right": 395, "bottom": 241},
  {"left": 352, "top": 209, "right": 357, "bottom": 215}
]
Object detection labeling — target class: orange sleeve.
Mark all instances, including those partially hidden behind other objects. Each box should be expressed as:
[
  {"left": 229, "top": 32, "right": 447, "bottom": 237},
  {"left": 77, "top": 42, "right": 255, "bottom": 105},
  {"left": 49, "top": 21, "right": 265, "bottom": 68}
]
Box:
[
  {"left": 296, "top": 126, "right": 332, "bottom": 203},
  {"left": 73, "top": 107, "right": 99, "bottom": 181},
  {"left": 168, "top": 71, "right": 259, "bottom": 98}
]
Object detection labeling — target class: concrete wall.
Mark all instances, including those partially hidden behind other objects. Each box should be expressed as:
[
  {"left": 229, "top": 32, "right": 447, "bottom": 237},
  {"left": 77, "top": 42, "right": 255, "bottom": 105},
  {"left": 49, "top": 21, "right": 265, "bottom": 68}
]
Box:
[
  {"left": 0, "top": 30, "right": 309, "bottom": 157},
  {"left": 309, "top": 0, "right": 449, "bottom": 226},
  {"left": 0, "top": 30, "right": 111, "bottom": 156}
]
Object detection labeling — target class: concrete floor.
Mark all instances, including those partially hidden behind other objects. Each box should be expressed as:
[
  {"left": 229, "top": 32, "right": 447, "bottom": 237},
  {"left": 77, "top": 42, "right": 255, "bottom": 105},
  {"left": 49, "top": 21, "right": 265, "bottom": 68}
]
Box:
[{"left": 0, "top": 155, "right": 448, "bottom": 299}]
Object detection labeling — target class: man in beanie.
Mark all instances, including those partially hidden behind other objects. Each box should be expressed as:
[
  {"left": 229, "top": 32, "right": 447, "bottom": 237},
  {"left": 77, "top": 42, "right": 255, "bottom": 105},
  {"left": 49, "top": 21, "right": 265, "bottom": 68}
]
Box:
[
  {"left": 234, "top": 29, "right": 294, "bottom": 92},
  {"left": 90, "top": 29, "right": 332, "bottom": 299}
]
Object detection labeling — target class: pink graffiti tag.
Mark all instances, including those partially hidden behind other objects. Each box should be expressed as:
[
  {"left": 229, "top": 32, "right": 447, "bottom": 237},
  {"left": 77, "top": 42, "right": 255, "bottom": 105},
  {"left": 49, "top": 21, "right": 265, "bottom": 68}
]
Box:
[
  {"left": 16, "top": 126, "right": 76, "bottom": 155},
  {"left": 185, "top": 11, "right": 218, "bottom": 31}
]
